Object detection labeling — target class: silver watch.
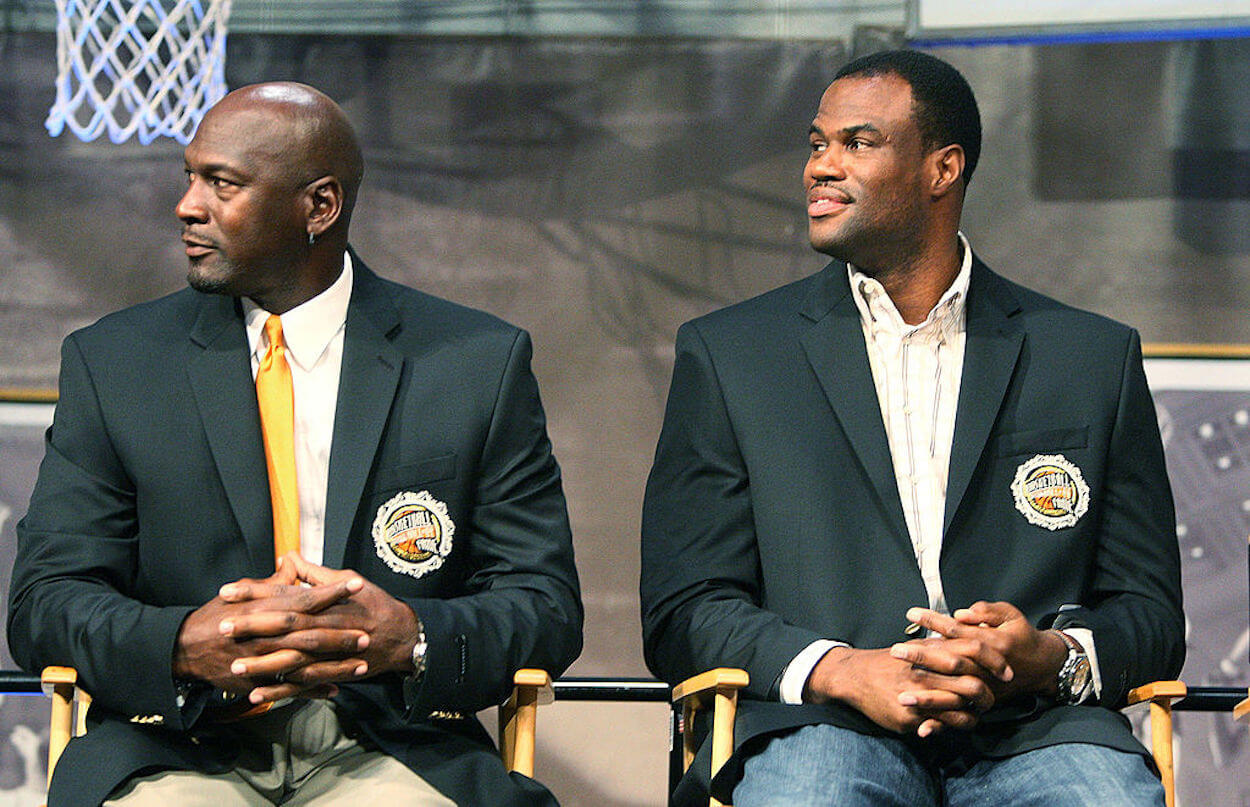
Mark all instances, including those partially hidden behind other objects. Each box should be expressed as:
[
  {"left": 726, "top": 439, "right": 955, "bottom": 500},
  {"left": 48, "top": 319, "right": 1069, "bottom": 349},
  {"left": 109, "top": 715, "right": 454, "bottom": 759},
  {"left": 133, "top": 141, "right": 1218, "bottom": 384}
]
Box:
[
  {"left": 1054, "top": 629, "right": 1092, "bottom": 704},
  {"left": 410, "top": 619, "right": 428, "bottom": 684}
]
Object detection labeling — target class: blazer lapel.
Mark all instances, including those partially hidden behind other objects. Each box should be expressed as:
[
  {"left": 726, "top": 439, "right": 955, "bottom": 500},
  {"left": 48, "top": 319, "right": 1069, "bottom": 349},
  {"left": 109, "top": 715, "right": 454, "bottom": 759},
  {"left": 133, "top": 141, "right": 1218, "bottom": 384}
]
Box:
[
  {"left": 798, "top": 264, "right": 910, "bottom": 550},
  {"left": 943, "top": 259, "right": 1025, "bottom": 535},
  {"left": 322, "top": 262, "right": 404, "bottom": 569},
  {"left": 185, "top": 293, "right": 274, "bottom": 574}
]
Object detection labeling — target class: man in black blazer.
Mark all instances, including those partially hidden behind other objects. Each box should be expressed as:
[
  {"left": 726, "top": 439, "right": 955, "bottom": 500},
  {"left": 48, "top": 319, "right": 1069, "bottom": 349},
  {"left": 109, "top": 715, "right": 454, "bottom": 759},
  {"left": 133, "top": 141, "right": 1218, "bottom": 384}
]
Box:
[
  {"left": 641, "top": 50, "right": 1182, "bottom": 806},
  {"left": 9, "top": 83, "right": 581, "bottom": 806}
]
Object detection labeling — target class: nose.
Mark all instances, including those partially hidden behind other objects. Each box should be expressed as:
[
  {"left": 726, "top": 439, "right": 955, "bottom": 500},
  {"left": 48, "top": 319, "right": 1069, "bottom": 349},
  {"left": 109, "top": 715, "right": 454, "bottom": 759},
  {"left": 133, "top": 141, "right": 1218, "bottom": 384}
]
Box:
[
  {"left": 806, "top": 145, "right": 845, "bottom": 184},
  {"left": 176, "top": 175, "right": 207, "bottom": 224}
]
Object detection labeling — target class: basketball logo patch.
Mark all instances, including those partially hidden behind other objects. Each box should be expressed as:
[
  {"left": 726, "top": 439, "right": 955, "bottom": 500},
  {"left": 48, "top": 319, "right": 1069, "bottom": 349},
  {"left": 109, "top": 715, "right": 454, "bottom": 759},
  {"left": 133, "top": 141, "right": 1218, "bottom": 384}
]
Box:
[
  {"left": 1011, "top": 454, "right": 1089, "bottom": 530},
  {"left": 372, "top": 491, "right": 454, "bottom": 578}
]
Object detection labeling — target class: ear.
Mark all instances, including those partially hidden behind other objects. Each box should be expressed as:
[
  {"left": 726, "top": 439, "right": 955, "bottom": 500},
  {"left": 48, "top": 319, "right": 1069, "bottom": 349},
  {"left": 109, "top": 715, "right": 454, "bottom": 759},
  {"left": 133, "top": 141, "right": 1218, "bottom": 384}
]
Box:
[
  {"left": 303, "top": 176, "right": 345, "bottom": 239},
  {"left": 928, "top": 144, "right": 965, "bottom": 199}
]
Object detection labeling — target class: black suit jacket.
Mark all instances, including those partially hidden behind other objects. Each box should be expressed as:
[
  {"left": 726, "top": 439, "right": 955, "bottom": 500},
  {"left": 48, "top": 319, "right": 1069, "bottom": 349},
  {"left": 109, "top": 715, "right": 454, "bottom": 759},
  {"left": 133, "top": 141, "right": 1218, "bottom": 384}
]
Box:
[
  {"left": 9, "top": 258, "right": 582, "bottom": 806},
  {"left": 640, "top": 257, "right": 1184, "bottom": 804}
]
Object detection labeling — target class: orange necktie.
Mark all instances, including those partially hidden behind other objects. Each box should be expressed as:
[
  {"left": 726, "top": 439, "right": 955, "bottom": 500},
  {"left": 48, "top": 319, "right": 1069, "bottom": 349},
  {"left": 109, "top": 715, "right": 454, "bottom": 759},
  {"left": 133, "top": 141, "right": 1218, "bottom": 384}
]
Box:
[{"left": 256, "top": 314, "right": 300, "bottom": 564}]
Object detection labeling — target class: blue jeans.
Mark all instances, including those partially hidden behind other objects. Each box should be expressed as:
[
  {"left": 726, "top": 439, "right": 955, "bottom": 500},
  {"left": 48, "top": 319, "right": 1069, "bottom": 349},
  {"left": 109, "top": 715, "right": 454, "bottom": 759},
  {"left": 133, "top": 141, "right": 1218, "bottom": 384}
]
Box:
[{"left": 733, "top": 724, "right": 1164, "bottom": 807}]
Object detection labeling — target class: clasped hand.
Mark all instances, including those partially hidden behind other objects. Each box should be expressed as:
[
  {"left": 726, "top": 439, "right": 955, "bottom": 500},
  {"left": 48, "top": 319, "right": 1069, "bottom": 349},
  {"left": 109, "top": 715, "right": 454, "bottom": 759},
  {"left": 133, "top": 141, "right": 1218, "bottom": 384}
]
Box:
[
  {"left": 173, "top": 553, "right": 419, "bottom": 705},
  {"left": 806, "top": 601, "right": 1066, "bottom": 739}
]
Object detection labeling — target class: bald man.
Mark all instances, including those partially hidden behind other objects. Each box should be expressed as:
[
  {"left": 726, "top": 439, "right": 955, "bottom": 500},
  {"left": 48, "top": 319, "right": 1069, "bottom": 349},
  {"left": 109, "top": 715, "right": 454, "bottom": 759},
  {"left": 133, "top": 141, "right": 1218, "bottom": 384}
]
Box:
[{"left": 9, "top": 83, "right": 582, "bottom": 806}]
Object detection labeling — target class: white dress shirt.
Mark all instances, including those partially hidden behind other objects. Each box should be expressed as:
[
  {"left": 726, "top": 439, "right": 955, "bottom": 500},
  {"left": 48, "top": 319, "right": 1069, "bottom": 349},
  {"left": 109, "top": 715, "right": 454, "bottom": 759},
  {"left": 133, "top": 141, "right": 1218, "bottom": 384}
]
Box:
[
  {"left": 779, "top": 236, "right": 1099, "bottom": 704},
  {"left": 243, "top": 253, "right": 352, "bottom": 566}
]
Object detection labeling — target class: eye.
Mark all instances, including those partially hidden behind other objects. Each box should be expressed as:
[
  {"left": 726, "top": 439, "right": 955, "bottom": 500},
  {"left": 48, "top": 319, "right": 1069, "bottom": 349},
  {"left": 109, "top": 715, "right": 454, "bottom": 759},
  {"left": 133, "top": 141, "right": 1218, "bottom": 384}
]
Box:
[
  {"left": 846, "top": 137, "right": 869, "bottom": 151},
  {"left": 809, "top": 139, "right": 827, "bottom": 154},
  {"left": 209, "top": 176, "right": 235, "bottom": 189}
]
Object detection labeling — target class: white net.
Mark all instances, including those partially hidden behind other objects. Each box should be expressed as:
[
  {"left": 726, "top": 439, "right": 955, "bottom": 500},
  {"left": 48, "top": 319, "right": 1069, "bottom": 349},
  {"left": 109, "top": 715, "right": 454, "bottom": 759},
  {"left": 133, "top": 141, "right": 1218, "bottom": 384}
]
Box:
[{"left": 45, "top": 0, "right": 232, "bottom": 145}]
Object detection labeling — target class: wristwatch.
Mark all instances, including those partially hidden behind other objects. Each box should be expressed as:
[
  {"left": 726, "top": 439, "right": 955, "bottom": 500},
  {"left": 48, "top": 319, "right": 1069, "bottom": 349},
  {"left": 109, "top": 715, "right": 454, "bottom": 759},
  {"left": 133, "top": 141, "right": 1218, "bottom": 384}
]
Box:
[
  {"left": 1053, "top": 629, "right": 1092, "bottom": 704},
  {"left": 410, "top": 618, "right": 428, "bottom": 684}
]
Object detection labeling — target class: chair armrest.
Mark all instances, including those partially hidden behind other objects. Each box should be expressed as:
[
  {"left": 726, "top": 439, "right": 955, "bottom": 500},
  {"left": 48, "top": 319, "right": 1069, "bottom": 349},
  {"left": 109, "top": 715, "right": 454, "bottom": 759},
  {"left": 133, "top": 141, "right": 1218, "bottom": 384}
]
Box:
[
  {"left": 1126, "top": 680, "right": 1187, "bottom": 706},
  {"left": 1126, "top": 680, "right": 1186, "bottom": 807},
  {"left": 499, "top": 668, "right": 552, "bottom": 777},
  {"left": 672, "top": 668, "right": 749, "bottom": 806},
  {"left": 671, "top": 667, "right": 750, "bottom": 708},
  {"left": 42, "top": 666, "right": 80, "bottom": 790},
  {"left": 1235, "top": 693, "right": 1250, "bottom": 722}
]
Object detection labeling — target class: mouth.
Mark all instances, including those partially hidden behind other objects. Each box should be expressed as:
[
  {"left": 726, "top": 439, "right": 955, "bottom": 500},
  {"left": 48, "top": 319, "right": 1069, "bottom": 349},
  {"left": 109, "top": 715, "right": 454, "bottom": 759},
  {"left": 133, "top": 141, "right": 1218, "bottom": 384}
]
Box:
[
  {"left": 182, "top": 235, "right": 215, "bottom": 258},
  {"left": 807, "top": 187, "right": 852, "bottom": 218}
]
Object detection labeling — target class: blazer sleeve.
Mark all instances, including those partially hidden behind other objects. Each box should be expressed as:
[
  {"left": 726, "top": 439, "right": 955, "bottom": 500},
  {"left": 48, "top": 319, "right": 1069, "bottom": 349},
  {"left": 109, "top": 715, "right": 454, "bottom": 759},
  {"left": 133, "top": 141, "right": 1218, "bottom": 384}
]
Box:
[
  {"left": 400, "top": 329, "right": 583, "bottom": 717},
  {"left": 1048, "top": 329, "right": 1185, "bottom": 706},
  {"left": 641, "top": 322, "right": 825, "bottom": 700},
  {"left": 7, "top": 333, "right": 197, "bottom": 729}
]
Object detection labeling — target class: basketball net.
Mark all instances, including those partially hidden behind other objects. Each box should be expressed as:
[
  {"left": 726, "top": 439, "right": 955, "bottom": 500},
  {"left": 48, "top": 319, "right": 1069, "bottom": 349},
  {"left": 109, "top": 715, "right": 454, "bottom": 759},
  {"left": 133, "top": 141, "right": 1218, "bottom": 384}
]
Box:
[{"left": 45, "top": 0, "right": 232, "bottom": 145}]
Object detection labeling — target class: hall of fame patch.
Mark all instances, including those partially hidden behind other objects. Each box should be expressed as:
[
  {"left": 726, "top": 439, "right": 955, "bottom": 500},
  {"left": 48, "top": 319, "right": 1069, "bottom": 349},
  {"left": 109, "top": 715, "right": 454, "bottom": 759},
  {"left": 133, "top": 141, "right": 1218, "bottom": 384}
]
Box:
[
  {"left": 372, "top": 490, "right": 454, "bottom": 578},
  {"left": 1011, "top": 454, "right": 1090, "bottom": 530}
]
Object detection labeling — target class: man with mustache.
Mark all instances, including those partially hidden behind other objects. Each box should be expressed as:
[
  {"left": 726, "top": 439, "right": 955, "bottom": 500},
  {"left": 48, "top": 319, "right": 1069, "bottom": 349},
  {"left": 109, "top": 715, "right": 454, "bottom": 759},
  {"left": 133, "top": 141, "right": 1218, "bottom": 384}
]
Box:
[
  {"left": 9, "top": 82, "right": 581, "bottom": 806},
  {"left": 641, "top": 49, "right": 1182, "bottom": 806}
]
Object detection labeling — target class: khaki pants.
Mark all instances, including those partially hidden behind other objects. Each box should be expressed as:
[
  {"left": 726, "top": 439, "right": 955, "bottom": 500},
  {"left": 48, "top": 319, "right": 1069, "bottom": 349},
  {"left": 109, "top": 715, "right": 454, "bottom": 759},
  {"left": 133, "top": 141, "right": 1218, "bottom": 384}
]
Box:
[{"left": 104, "top": 700, "right": 455, "bottom": 806}]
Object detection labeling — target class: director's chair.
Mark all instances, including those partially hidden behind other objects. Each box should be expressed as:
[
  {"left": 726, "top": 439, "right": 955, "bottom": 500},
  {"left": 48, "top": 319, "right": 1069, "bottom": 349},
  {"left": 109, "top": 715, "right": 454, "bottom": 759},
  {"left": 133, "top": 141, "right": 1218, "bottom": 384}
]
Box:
[
  {"left": 671, "top": 668, "right": 1250, "bottom": 807},
  {"left": 38, "top": 666, "right": 554, "bottom": 785}
]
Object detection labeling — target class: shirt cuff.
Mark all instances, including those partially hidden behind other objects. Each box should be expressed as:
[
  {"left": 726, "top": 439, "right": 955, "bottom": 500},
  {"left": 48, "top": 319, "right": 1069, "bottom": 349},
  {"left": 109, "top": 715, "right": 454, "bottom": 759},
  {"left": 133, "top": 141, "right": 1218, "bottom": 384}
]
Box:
[
  {"left": 1061, "top": 626, "right": 1101, "bottom": 701},
  {"left": 779, "top": 639, "right": 848, "bottom": 704}
]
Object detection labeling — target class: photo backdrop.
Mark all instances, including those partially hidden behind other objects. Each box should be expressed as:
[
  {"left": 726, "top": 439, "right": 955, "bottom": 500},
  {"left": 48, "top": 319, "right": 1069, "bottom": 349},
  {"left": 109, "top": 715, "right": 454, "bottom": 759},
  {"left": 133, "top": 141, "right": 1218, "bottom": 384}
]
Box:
[{"left": 1, "top": 29, "right": 1248, "bottom": 805}]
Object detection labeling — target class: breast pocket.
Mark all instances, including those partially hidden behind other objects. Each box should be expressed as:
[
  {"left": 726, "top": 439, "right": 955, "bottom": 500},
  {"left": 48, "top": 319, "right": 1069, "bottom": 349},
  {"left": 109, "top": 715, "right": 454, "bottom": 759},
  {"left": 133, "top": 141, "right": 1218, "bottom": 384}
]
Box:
[
  {"left": 367, "top": 453, "right": 458, "bottom": 497},
  {"left": 362, "top": 453, "right": 462, "bottom": 591},
  {"left": 994, "top": 426, "right": 1089, "bottom": 458},
  {"left": 993, "top": 426, "right": 1093, "bottom": 535}
]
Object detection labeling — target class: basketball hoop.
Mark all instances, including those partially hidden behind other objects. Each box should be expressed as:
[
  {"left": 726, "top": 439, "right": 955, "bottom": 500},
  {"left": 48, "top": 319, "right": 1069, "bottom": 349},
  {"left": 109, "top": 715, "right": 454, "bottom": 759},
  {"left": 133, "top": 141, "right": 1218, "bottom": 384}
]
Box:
[{"left": 45, "top": 0, "right": 232, "bottom": 145}]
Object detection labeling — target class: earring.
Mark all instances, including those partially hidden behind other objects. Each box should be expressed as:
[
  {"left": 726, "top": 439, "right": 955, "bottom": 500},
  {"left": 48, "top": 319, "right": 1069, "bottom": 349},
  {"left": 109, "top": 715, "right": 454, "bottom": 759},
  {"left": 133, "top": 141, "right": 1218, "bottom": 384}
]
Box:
[{"left": 307, "top": 231, "right": 315, "bottom": 246}]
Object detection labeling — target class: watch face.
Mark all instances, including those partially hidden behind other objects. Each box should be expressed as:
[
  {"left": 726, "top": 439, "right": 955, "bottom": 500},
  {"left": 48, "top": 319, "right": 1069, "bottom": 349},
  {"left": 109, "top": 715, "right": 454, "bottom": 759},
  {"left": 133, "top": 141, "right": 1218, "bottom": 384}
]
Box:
[{"left": 1071, "top": 657, "right": 1091, "bottom": 693}]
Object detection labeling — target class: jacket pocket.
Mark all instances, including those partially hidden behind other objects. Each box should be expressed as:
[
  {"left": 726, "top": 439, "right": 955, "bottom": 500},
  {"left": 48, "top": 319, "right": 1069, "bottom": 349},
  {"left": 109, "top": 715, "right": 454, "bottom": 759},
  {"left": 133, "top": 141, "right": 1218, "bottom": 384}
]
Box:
[
  {"left": 993, "top": 426, "right": 1089, "bottom": 457},
  {"left": 367, "top": 453, "right": 458, "bottom": 497}
]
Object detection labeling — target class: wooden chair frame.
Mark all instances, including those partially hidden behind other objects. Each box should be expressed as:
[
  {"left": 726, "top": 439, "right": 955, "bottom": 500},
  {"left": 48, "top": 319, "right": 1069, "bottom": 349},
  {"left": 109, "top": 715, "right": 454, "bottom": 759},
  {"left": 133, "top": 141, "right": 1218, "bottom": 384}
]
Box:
[
  {"left": 671, "top": 668, "right": 750, "bottom": 807},
  {"left": 22, "top": 666, "right": 1246, "bottom": 806},
  {"left": 670, "top": 669, "right": 1250, "bottom": 807},
  {"left": 499, "top": 668, "right": 553, "bottom": 777},
  {"left": 37, "top": 667, "right": 553, "bottom": 788},
  {"left": 1127, "top": 679, "right": 1250, "bottom": 807}
]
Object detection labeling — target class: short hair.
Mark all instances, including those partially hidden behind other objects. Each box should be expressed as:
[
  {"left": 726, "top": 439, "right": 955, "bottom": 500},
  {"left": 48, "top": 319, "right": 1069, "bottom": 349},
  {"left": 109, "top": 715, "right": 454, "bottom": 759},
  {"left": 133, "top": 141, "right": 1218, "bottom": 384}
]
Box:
[{"left": 834, "top": 49, "right": 982, "bottom": 186}]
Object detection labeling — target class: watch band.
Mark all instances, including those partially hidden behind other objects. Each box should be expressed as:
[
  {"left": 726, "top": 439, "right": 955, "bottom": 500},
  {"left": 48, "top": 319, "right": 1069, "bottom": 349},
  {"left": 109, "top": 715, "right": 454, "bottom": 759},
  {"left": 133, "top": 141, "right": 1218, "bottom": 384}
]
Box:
[{"left": 1053, "top": 629, "right": 1092, "bottom": 704}]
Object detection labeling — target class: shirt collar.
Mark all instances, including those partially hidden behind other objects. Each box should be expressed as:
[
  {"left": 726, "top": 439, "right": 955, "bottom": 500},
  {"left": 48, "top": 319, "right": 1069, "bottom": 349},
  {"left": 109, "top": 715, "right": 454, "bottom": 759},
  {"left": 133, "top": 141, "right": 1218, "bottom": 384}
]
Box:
[
  {"left": 244, "top": 252, "right": 353, "bottom": 370},
  {"left": 849, "top": 232, "right": 972, "bottom": 338}
]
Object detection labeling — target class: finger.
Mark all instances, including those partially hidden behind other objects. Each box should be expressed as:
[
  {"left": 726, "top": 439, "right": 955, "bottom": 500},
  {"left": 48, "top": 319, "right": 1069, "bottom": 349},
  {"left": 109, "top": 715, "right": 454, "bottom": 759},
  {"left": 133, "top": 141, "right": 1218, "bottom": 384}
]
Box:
[
  {"left": 230, "top": 648, "right": 310, "bottom": 679},
  {"left": 247, "top": 681, "right": 342, "bottom": 705},
  {"left": 899, "top": 685, "right": 993, "bottom": 715},
  {"left": 231, "top": 629, "right": 369, "bottom": 673},
  {"left": 952, "top": 601, "right": 1021, "bottom": 628},
  {"left": 932, "top": 709, "right": 978, "bottom": 731},
  {"left": 901, "top": 668, "right": 995, "bottom": 711},
  {"left": 279, "top": 552, "right": 324, "bottom": 582},
  {"left": 890, "top": 638, "right": 1013, "bottom": 683},
  {"left": 945, "top": 637, "right": 1013, "bottom": 682},
  {"left": 218, "top": 578, "right": 302, "bottom": 603},
  {"left": 905, "top": 607, "right": 970, "bottom": 640},
  {"left": 216, "top": 583, "right": 359, "bottom": 637},
  {"left": 288, "top": 658, "right": 370, "bottom": 686},
  {"left": 902, "top": 702, "right": 982, "bottom": 737},
  {"left": 220, "top": 608, "right": 370, "bottom": 644},
  {"left": 281, "top": 579, "right": 361, "bottom": 615},
  {"left": 247, "top": 681, "right": 306, "bottom": 704},
  {"left": 285, "top": 556, "right": 364, "bottom": 592},
  {"left": 220, "top": 578, "right": 333, "bottom": 604},
  {"left": 269, "top": 628, "right": 369, "bottom": 656},
  {"left": 272, "top": 553, "right": 306, "bottom": 586}
]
